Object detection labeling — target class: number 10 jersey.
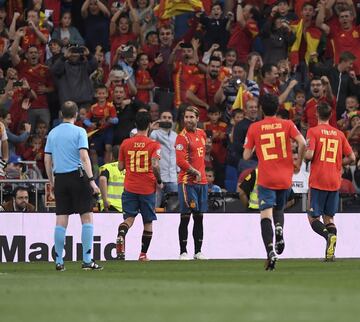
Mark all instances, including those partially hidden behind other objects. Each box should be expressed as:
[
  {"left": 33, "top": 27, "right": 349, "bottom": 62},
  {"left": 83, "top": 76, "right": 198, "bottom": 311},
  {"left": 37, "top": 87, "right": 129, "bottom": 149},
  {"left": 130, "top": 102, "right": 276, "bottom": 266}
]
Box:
[{"left": 119, "top": 135, "right": 161, "bottom": 194}]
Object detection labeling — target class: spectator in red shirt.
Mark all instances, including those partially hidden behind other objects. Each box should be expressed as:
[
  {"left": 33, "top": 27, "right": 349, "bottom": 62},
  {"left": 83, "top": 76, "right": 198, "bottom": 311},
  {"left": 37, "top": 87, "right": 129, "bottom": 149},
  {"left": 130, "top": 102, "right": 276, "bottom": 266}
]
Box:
[
  {"left": 203, "top": 106, "right": 227, "bottom": 187},
  {"left": 260, "top": 63, "right": 298, "bottom": 105},
  {"left": 317, "top": 3, "right": 360, "bottom": 74},
  {"left": 84, "top": 85, "right": 119, "bottom": 167},
  {"left": 109, "top": 7, "right": 140, "bottom": 64},
  {"left": 135, "top": 53, "right": 154, "bottom": 104},
  {"left": 170, "top": 40, "right": 200, "bottom": 108},
  {"left": 9, "top": 10, "right": 49, "bottom": 62},
  {"left": 301, "top": 76, "right": 337, "bottom": 131},
  {"left": 10, "top": 28, "right": 54, "bottom": 129},
  {"left": 227, "top": 2, "right": 259, "bottom": 63},
  {"left": 186, "top": 56, "right": 222, "bottom": 122}
]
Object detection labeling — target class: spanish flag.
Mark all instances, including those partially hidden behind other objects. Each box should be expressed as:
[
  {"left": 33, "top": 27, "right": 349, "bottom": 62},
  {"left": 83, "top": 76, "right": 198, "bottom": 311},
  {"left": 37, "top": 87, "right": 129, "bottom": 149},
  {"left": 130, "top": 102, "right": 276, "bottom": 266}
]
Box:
[
  {"left": 154, "top": 0, "right": 203, "bottom": 20},
  {"left": 289, "top": 19, "right": 321, "bottom": 66},
  {"left": 232, "top": 85, "right": 254, "bottom": 110}
]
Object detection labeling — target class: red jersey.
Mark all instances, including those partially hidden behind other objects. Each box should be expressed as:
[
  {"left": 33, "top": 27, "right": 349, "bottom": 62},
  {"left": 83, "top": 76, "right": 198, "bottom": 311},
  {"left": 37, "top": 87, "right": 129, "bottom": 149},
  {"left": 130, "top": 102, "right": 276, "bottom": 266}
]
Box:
[
  {"left": 173, "top": 60, "right": 200, "bottom": 107},
  {"left": 119, "top": 135, "right": 161, "bottom": 194},
  {"left": 307, "top": 124, "right": 353, "bottom": 191},
  {"left": 22, "top": 26, "right": 49, "bottom": 62},
  {"left": 110, "top": 33, "right": 138, "bottom": 64},
  {"left": 188, "top": 75, "right": 222, "bottom": 122},
  {"left": 329, "top": 23, "right": 360, "bottom": 74},
  {"left": 175, "top": 128, "right": 207, "bottom": 185},
  {"left": 244, "top": 117, "right": 301, "bottom": 189},
  {"left": 227, "top": 19, "right": 259, "bottom": 63},
  {"left": 260, "top": 81, "right": 281, "bottom": 97},
  {"left": 303, "top": 97, "right": 337, "bottom": 128},
  {"left": 135, "top": 69, "right": 153, "bottom": 103},
  {"left": 16, "top": 61, "right": 53, "bottom": 109},
  {"left": 87, "top": 102, "right": 117, "bottom": 129},
  {"left": 203, "top": 121, "right": 227, "bottom": 164}
]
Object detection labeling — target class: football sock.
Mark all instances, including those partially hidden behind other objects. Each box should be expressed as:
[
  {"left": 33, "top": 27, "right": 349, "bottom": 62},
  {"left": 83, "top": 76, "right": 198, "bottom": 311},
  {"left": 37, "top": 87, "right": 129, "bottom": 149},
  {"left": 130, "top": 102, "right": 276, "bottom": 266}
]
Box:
[
  {"left": 141, "top": 230, "right": 153, "bottom": 253},
  {"left": 82, "top": 223, "right": 94, "bottom": 264},
  {"left": 118, "top": 222, "right": 129, "bottom": 237},
  {"left": 193, "top": 213, "right": 203, "bottom": 254},
  {"left": 273, "top": 208, "right": 284, "bottom": 227},
  {"left": 260, "top": 218, "right": 274, "bottom": 256},
  {"left": 179, "top": 214, "right": 191, "bottom": 254},
  {"left": 54, "top": 226, "right": 66, "bottom": 265},
  {"left": 325, "top": 223, "right": 337, "bottom": 235},
  {"left": 311, "top": 220, "right": 329, "bottom": 240}
]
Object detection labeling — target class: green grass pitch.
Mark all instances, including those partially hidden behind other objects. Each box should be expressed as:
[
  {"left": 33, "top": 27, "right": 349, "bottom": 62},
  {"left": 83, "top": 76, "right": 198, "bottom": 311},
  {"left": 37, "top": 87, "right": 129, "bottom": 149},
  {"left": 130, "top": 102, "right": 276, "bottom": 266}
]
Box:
[{"left": 1, "top": 259, "right": 360, "bottom": 322}]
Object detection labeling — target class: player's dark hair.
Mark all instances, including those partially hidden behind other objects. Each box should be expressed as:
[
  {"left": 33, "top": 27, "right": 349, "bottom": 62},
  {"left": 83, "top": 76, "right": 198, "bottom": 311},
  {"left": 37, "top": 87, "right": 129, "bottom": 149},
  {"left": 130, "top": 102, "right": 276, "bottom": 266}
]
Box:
[
  {"left": 317, "top": 102, "right": 332, "bottom": 121},
  {"left": 259, "top": 93, "right": 279, "bottom": 116},
  {"left": 135, "top": 111, "right": 151, "bottom": 131},
  {"left": 61, "top": 101, "right": 78, "bottom": 119},
  {"left": 261, "top": 63, "right": 277, "bottom": 78}
]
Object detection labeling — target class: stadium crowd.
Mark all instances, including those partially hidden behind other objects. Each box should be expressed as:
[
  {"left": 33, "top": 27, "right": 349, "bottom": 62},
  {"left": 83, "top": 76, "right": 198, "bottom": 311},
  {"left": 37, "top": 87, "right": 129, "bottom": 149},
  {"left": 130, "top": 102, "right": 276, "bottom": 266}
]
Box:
[{"left": 0, "top": 0, "right": 360, "bottom": 211}]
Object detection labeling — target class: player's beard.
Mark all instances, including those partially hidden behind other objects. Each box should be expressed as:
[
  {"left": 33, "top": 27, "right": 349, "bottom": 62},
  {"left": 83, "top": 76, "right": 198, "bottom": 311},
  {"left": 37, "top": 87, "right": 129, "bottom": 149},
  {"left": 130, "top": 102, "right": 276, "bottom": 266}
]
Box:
[{"left": 185, "top": 121, "right": 196, "bottom": 131}]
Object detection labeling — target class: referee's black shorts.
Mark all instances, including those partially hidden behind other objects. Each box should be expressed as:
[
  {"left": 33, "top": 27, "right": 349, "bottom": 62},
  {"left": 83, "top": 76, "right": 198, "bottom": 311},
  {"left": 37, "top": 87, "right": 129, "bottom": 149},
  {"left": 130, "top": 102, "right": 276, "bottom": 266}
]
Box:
[{"left": 54, "top": 170, "right": 93, "bottom": 215}]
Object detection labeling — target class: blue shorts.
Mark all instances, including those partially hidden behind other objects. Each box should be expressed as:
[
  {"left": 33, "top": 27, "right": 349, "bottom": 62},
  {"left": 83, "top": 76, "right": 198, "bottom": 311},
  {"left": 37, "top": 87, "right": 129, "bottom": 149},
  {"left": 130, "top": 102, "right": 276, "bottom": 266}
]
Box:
[
  {"left": 258, "top": 185, "right": 291, "bottom": 211},
  {"left": 178, "top": 183, "right": 208, "bottom": 213},
  {"left": 121, "top": 190, "right": 157, "bottom": 223},
  {"left": 89, "top": 127, "right": 114, "bottom": 152},
  {"left": 309, "top": 188, "right": 339, "bottom": 217}
]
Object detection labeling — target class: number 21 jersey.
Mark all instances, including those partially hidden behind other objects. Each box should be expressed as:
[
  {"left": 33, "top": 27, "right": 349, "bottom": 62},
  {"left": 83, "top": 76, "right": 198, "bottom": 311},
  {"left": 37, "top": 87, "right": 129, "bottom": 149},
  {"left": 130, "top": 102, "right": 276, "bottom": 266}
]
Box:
[
  {"left": 119, "top": 135, "right": 161, "bottom": 194},
  {"left": 244, "top": 117, "right": 301, "bottom": 189}
]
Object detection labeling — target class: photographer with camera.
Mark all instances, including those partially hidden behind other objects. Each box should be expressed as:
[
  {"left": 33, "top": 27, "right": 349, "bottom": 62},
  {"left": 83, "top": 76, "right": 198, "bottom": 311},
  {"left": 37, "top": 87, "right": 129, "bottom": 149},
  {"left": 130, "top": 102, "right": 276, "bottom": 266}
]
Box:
[
  {"left": 214, "top": 62, "right": 259, "bottom": 122},
  {"left": 150, "top": 110, "right": 178, "bottom": 207},
  {"left": 50, "top": 44, "right": 97, "bottom": 108}
]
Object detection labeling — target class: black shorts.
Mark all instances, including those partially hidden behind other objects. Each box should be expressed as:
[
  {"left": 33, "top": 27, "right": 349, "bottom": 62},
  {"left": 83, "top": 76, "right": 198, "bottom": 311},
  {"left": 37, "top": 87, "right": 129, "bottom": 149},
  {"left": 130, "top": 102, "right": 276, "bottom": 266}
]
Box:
[{"left": 54, "top": 170, "right": 93, "bottom": 215}]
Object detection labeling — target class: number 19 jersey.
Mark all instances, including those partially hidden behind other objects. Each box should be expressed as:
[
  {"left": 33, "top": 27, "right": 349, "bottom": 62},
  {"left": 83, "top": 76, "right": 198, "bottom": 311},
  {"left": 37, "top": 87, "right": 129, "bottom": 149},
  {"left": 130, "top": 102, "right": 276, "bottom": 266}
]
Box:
[
  {"left": 119, "top": 135, "right": 161, "bottom": 194},
  {"left": 244, "top": 117, "right": 301, "bottom": 189},
  {"left": 307, "top": 124, "right": 353, "bottom": 191}
]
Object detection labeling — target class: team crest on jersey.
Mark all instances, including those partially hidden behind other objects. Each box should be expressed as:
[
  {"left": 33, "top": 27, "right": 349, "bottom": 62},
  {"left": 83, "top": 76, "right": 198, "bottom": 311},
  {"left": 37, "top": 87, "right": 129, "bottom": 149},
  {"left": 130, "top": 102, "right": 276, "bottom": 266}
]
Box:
[{"left": 176, "top": 144, "right": 184, "bottom": 150}]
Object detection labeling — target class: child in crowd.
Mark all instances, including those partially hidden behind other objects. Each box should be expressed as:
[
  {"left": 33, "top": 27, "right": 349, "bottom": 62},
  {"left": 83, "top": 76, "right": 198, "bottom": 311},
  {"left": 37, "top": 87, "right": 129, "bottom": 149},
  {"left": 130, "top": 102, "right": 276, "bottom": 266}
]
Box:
[
  {"left": 292, "top": 89, "right": 306, "bottom": 129},
  {"left": 206, "top": 167, "right": 222, "bottom": 193},
  {"left": 338, "top": 96, "right": 359, "bottom": 131},
  {"left": 84, "top": 85, "right": 119, "bottom": 171},
  {"left": 135, "top": 53, "right": 154, "bottom": 103},
  {"left": 75, "top": 106, "right": 88, "bottom": 129},
  {"left": 22, "top": 135, "right": 45, "bottom": 175}
]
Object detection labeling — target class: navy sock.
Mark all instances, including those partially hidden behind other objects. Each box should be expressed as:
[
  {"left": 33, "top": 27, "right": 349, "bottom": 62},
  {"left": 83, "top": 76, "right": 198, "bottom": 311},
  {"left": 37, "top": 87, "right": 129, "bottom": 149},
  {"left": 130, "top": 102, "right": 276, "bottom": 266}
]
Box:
[
  {"left": 311, "top": 220, "right": 328, "bottom": 240},
  {"left": 261, "top": 218, "right": 274, "bottom": 256}
]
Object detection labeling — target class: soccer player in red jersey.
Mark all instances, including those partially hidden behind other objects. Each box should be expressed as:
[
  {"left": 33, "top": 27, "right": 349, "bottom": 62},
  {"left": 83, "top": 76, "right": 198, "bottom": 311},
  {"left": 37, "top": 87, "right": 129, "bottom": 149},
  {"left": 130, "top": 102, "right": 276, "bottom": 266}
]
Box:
[
  {"left": 175, "top": 106, "right": 208, "bottom": 260},
  {"left": 116, "top": 111, "right": 162, "bottom": 261},
  {"left": 305, "top": 102, "right": 355, "bottom": 261},
  {"left": 243, "top": 93, "right": 306, "bottom": 270}
]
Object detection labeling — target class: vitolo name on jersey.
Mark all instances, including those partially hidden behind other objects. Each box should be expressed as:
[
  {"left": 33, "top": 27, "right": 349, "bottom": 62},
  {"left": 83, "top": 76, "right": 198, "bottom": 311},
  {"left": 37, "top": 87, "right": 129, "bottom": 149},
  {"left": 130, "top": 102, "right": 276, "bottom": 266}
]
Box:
[{"left": 0, "top": 236, "right": 117, "bottom": 262}]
